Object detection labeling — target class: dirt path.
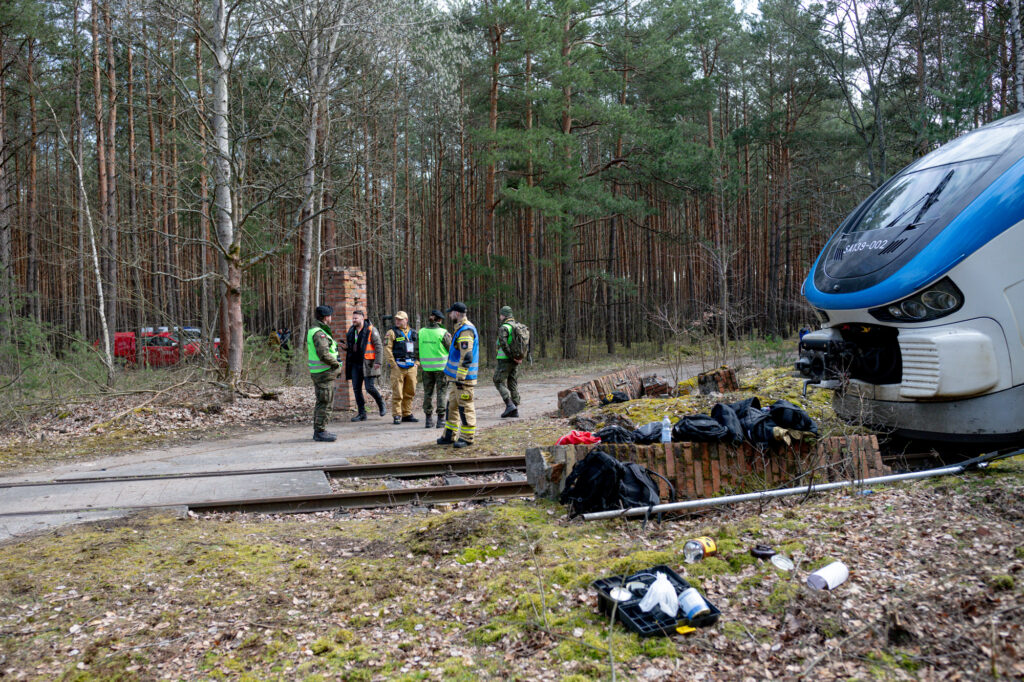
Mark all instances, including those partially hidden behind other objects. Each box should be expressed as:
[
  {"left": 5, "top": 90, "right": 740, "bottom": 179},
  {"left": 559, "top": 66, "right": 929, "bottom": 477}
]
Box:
[
  {"left": 2, "top": 367, "right": 632, "bottom": 483},
  {"left": 0, "top": 362, "right": 694, "bottom": 539}
]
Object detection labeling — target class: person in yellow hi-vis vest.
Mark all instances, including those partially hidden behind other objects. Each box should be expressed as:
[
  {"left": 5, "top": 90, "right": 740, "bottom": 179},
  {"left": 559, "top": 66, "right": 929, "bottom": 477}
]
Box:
[
  {"left": 437, "top": 302, "right": 479, "bottom": 449},
  {"left": 417, "top": 309, "right": 451, "bottom": 428},
  {"left": 307, "top": 305, "right": 341, "bottom": 442}
]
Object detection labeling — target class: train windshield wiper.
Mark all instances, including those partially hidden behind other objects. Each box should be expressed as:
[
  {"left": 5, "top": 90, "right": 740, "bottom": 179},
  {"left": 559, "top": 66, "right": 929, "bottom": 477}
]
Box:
[
  {"left": 884, "top": 168, "right": 955, "bottom": 229},
  {"left": 910, "top": 169, "right": 954, "bottom": 225}
]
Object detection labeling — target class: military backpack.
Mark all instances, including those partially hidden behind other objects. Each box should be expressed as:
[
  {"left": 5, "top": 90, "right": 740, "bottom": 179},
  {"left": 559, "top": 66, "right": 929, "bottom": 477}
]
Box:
[{"left": 505, "top": 321, "right": 530, "bottom": 361}]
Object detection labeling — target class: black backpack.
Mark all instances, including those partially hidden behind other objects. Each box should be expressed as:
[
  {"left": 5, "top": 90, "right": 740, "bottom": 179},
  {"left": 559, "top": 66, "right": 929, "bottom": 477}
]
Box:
[
  {"left": 560, "top": 449, "right": 675, "bottom": 518},
  {"left": 559, "top": 449, "right": 622, "bottom": 516}
]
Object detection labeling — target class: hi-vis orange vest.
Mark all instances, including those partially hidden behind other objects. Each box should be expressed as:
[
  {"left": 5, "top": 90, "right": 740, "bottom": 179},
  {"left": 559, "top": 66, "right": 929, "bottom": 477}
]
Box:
[{"left": 362, "top": 322, "right": 376, "bottom": 361}]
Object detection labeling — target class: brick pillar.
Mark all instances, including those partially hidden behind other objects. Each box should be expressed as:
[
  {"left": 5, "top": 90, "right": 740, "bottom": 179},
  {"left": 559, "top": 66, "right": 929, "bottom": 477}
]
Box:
[{"left": 323, "top": 267, "right": 367, "bottom": 412}]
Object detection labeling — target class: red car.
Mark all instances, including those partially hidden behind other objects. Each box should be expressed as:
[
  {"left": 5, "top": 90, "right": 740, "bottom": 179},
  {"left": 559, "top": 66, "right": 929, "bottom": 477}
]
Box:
[{"left": 102, "top": 330, "right": 210, "bottom": 367}]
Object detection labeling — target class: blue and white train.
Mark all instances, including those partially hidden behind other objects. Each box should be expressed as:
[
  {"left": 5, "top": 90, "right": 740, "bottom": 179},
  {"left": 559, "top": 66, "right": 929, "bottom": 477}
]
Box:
[{"left": 797, "top": 113, "right": 1024, "bottom": 443}]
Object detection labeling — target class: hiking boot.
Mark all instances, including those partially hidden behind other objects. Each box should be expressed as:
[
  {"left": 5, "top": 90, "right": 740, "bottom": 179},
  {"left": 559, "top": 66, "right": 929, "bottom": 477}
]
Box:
[
  {"left": 313, "top": 430, "right": 337, "bottom": 442},
  {"left": 350, "top": 412, "right": 367, "bottom": 422},
  {"left": 376, "top": 399, "right": 386, "bottom": 417},
  {"left": 452, "top": 439, "right": 473, "bottom": 449},
  {"left": 437, "top": 429, "right": 456, "bottom": 445},
  {"left": 425, "top": 416, "right": 434, "bottom": 428},
  {"left": 401, "top": 415, "right": 419, "bottom": 423},
  {"left": 501, "top": 399, "right": 519, "bottom": 419},
  {"left": 436, "top": 418, "right": 445, "bottom": 429},
  {"left": 393, "top": 416, "right": 402, "bottom": 425}
]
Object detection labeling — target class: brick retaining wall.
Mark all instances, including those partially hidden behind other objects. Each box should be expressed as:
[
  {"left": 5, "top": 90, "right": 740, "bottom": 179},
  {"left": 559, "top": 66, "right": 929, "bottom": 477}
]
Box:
[{"left": 526, "top": 435, "right": 886, "bottom": 501}]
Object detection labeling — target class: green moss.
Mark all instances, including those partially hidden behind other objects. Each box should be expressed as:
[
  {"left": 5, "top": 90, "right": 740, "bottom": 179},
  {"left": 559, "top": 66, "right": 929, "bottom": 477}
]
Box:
[
  {"left": 468, "top": 622, "right": 521, "bottom": 645},
  {"left": 439, "top": 657, "right": 478, "bottom": 682},
  {"left": 457, "top": 545, "right": 507, "bottom": 564},
  {"left": 600, "top": 551, "right": 676, "bottom": 576},
  {"left": 764, "top": 580, "right": 799, "bottom": 613},
  {"left": 682, "top": 557, "right": 730, "bottom": 579},
  {"left": 989, "top": 574, "right": 1015, "bottom": 591},
  {"left": 1014, "top": 546, "right": 1024, "bottom": 559},
  {"left": 721, "top": 622, "right": 770, "bottom": 642},
  {"left": 310, "top": 638, "right": 333, "bottom": 655}
]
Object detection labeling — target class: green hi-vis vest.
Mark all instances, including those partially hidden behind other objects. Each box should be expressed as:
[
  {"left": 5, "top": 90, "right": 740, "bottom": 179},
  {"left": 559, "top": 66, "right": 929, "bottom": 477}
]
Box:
[
  {"left": 496, "top": 321, "right": 513, "bottom": 360},
  {"left": 418, "top": 326, "right": 448, "bottom": 372},
  {"left": 307, "top": 325, "right": 338, "bottom": 374}
]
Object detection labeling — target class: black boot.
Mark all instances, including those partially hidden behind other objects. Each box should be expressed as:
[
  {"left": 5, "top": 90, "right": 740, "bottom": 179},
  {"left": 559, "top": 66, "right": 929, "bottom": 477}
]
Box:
[
  {"left": 401, "top": 415, "right": 419, "bottom": 423},
  {"left": 436, "top": 417, "right": 445, "bottom": 429},
  {"left": 313, "top": 430, "right": 337, "bottom": 442},
  {"left": 437, "top": 429, "right": 455, "bottom": 445},
  {"left": 425, "top": 416, "right": 434, "bottom": 428},
  {"left": 452, "top": 439, "right": 473, "bottom": 449},
  {"left": 393, "top": 415, "right": 402, "bottom": 425},
  {"left": 501, "top": 399, "right": 519, "bottom": 418},
  {"left": 351, "top": 412, "right": 367, "bottom": 422}
]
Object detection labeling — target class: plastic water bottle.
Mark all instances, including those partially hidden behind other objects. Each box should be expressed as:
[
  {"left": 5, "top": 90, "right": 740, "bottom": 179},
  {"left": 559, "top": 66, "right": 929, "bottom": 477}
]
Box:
[{"left": 660, "top": 416, "right": 672, "bottom": 443}]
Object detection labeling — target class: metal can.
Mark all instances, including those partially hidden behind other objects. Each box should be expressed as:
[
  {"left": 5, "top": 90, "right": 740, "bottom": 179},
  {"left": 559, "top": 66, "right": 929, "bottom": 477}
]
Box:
[
  {"left": 683, "top": 536, "right": 718, "bottom": 563},
  {"left": 677, "top": 587, "right": 710, "bottom": 620}
]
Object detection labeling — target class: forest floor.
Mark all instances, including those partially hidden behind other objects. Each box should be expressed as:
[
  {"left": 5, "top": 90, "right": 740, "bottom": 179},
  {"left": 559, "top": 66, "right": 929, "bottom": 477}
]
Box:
[
  {"left": 7, "top": 348, "right": 1018, "bottom": 680},
  {"left": 1, "top": 451, "right": 1021, "bottom": 680}
]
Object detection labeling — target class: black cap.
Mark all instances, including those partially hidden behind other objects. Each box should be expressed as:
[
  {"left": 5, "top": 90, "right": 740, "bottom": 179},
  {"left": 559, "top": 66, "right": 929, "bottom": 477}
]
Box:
[
  {"left": 315, "top": 305, "right": 333, "bottom": 320},
  {"left": 447, "top": 302, "right": 467, "bottom": 314},
  {"left": 430, "top": 309, "right": 444, "bottom": 319}
]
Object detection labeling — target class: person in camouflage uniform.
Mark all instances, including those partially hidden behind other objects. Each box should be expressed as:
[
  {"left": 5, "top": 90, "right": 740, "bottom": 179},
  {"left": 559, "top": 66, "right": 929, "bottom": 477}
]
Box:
[
  {"left": 493, "top": 305, "right": 521, "bottom": 418},
  {"left": 307, "top": 305, "right": 341, "bottom": 442}
]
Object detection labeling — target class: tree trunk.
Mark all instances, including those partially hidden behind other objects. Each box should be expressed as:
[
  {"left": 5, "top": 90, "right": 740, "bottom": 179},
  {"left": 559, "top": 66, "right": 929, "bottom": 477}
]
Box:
[
  {"left": 1013, "top": 0, "right": 1024, "bottom": 110},
  {"left": 210, "top": 0, "right": 243, "bottom": 389},
  {"left": 27, "top": 40, "right": 39, "bottom": 322},
  {"left": 0, "top": 37, "right": 10, "bottom": 342},
  {"left": 103, "top": 0, "right": 119, "bottom": 345}
]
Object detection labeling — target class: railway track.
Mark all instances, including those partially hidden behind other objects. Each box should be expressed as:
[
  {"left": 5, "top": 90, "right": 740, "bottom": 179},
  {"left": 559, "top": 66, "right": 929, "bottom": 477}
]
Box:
[
  {"left": 0, "top": 456, "right": 533, "bottom": 518},
  {"left": 189, "top": 479, "right": 534, "bottom": 515},
  {"left": 0, "top": 455, "right": 527, "bottom": 488}
]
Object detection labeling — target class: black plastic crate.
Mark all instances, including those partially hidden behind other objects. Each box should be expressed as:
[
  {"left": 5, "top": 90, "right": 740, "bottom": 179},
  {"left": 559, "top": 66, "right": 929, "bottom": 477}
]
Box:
[{"left": 592, "top": 564, "right": 721, "bottom": 637}]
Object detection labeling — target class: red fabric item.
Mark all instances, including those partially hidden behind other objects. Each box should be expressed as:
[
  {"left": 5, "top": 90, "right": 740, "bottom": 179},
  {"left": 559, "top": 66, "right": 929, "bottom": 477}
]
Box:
[{"left": 556, "top": 431, "right": 601, "bottom": 445}]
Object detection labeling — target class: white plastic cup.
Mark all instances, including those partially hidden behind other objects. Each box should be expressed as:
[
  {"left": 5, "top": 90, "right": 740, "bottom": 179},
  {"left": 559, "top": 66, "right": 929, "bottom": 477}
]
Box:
[{"left": 806, "top": 561, "right": 849, "bottom": 590}]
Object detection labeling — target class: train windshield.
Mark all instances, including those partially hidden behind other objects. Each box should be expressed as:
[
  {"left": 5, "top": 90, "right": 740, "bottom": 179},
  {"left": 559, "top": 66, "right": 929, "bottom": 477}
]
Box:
[{"left": 841, "top": 157, "right": 995, "bottom": 235}]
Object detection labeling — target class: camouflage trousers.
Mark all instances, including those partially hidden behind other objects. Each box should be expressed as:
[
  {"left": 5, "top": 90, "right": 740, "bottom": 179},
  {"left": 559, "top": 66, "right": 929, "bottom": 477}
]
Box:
[
  {"left": 312, "top": 371, "right": 336, "bottom": 431},
  {"left": 421, "top": 371, "right": 447, "bottom": 417},
  {"left": 493, "top": 359, "right": 520, "bottom": 405}
]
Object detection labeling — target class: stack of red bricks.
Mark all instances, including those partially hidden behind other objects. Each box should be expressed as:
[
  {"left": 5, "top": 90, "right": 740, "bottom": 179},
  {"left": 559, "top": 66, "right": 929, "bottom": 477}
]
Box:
[
  {"left": 697, "top": 366, "right": 739, "bottom": 394},
  {"left": 323, "top": 267, "right": 367, "bottom": 411},
  {"left": 526, "top": 435, "right": 888, "bottom": 501},
  {"left": 557, "top": 366, "right": 642, "bottom": 416}
]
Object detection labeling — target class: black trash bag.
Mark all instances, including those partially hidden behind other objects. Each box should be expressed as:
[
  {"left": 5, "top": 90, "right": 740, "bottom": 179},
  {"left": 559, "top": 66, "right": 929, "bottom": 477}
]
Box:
[
  {"left": 769, "top": 400, "right": 818, "bottom": 434},
  {"left": 710, "top": 403, "right": 745, "bottom": 445},
  {"left": 740, "top": 407, "right": 776, "bottom": 443},
  {"left": 600, "top": 391, "right": 631, "bottom": 405},
  {"left": 594, "top": 425, "right": 636, "bottom": 444},
  {"left": 632, "top": 421, "right": 664, "bottom": 445},
  {"left": 559, "top": 449, "right": 622, "bottom": 516},
  {"left": 671, "top": 415, "right": 730, "bottom": 442}
]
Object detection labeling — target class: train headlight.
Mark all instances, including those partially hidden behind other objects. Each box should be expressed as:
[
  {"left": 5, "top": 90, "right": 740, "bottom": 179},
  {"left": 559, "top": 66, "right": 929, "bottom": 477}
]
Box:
[{"left": 869, "top": 278, "right": 964, "bottom": 323}]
